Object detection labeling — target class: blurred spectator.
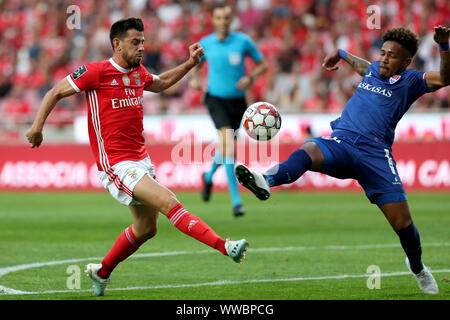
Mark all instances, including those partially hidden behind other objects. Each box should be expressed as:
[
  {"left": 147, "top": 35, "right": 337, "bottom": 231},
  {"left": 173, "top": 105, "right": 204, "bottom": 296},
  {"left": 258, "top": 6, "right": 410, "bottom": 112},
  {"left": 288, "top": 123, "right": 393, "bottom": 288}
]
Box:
[{"left": 0, "top": 0, "right": 448, "bottom": 137}]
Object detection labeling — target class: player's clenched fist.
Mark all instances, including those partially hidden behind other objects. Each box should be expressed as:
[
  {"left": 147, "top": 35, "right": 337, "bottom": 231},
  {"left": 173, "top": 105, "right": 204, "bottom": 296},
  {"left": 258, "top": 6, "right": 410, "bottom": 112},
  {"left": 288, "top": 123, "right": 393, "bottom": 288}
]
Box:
[
  {"left": 434, "top": 25, "right": 450, "bottom": 44},
  {"left": 187, "top": 43, "right": 204, "bottom": 67},
  {"left": 25, "top": 127, "right": 43, "bottom": 148},
  {"left": 322, "top": 48, "right": 341, "bottom": 71}
]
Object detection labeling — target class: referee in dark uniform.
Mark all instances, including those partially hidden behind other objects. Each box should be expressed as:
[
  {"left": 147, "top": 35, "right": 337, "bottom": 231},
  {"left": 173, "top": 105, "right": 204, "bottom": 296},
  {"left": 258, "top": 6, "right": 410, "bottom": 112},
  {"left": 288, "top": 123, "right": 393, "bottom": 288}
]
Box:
[{"left": 189, "top": 3, "right": 267, "bottom": 217}]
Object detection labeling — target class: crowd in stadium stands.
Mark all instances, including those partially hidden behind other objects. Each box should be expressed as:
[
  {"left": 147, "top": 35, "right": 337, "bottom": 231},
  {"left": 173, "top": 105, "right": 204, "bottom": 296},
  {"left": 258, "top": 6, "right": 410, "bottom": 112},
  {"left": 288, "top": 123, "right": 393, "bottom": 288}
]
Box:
[{"left": 0, "top": 0, "right": 449, "bottom": 133}]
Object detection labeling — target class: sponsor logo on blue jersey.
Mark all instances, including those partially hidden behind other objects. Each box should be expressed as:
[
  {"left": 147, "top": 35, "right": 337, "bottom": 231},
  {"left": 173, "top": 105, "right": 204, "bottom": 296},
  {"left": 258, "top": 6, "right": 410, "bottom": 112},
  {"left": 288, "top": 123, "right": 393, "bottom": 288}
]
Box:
[{"left": 357, "top": 81, "right": 393, "bottom": 97}]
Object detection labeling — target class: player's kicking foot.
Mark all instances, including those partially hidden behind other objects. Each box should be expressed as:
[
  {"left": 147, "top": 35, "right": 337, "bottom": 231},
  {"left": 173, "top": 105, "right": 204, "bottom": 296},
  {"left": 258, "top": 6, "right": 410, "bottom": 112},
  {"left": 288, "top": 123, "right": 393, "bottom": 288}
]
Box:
[
  {"left": 225, "top": 237, "right": 249, "bottom": 263},
  {"left": 85, "top": 263, "right": 110, "bottom": 296},
  {"left": 201, "top": 173, "right": 212, "bottom": 202},
  {"left": 235, "top": 164, "right": 270, "bottom": 200},
  {"left": 233, "top": 204, "right": 245, "bottom": 217},
  {"left": 405, "top": 257, "right": 439, "bottom": 294}
]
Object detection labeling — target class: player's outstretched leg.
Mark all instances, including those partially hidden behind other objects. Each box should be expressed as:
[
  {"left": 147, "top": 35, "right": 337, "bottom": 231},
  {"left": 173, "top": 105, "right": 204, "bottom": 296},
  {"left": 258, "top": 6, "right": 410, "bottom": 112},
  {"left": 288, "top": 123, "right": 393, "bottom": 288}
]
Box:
[
  {"left": 166, "top": 202, "right": 248, "bottom": 262},
  {"left": 263, "top": 148, "right": 312, "bottom": 187},
  {"left": 134, "top": 175, "right": 249, "bottom": 263},
  {"left": 236, "top": 148, "right": 314, "bottom": 200},
  {"left": 235, "top": 164, "right": 271, "bottom": 200}
]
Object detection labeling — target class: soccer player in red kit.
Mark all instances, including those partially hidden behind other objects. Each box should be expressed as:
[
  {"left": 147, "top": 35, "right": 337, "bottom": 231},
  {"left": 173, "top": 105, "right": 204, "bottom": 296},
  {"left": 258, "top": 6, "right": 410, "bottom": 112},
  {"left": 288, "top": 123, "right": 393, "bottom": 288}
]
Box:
[{"left": 26, "top": 18, "right": 249, "bottom": 296}]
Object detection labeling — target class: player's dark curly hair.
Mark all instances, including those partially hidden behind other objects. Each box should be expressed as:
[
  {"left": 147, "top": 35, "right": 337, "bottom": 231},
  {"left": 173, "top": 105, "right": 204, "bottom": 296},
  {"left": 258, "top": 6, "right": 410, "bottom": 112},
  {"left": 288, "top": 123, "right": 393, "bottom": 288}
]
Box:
[
  {"left": 382, "top": 27, "right": 419, "bottom": 57},
  {"left": 109, "top": 18, "right": 144, "bottom": 50}
]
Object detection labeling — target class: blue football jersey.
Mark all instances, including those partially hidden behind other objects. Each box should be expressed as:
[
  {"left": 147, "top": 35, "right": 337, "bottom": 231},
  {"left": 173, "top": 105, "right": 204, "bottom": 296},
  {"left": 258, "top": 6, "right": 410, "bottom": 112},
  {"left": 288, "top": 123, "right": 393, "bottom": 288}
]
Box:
[
  {"left": 331, "top": 61, "right": 432, "bottom": 147},
  {"left": 199, "top": 31, "right": 263, "bottom": 99}
]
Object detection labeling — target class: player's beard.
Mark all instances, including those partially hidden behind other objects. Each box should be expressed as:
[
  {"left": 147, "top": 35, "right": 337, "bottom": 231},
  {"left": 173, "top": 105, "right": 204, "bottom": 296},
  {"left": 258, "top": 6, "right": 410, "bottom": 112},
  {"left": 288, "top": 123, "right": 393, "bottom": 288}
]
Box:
[{"left": 123, "top": 52, "right": 142, "bottom": 68}]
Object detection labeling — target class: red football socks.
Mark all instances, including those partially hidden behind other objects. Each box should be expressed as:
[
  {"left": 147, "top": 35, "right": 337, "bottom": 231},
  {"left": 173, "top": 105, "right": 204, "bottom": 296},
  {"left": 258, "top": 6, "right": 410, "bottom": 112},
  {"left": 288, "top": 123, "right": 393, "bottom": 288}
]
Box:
[
  {"left": 97, "top": 204, "right": 227, "bottom": 279},
  {"left": 167, "top": 203, "right": 227, "bottom": 255},
  {"left": 98, "top": 225, "right": 145, "bottom": 279}
]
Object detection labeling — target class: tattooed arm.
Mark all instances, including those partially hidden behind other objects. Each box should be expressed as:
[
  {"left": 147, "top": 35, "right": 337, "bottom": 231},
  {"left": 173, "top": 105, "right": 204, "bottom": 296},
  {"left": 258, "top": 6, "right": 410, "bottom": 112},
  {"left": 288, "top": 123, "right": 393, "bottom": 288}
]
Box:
[
  {"left": 343, "top": 54, "right": 371, "bottom": 77},
  {"left": 424, "top": 25, "right": 450, "bottom": 91},
  {"left": 322, "top": 49, "right": 371, "bottom": 76}
]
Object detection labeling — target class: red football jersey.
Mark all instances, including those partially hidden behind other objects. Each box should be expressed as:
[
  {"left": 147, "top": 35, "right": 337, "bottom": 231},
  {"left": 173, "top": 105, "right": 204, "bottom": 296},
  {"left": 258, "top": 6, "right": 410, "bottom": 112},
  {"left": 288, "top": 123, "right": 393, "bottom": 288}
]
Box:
[{"left": 66, "top": 58, "right": 156, "bottom": 172}]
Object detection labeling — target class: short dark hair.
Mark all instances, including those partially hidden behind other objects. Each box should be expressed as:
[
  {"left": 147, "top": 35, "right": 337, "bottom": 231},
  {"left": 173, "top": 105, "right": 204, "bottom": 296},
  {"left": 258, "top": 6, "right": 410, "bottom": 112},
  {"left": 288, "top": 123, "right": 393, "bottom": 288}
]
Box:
[
  {"left": 382, "top": 27, "right": 419, "bottom": 57},
  {"left": 109, "top": 18, "right": 144, "bottom": 50},
  {"left": 212, "top": 3, "right": 232, "bottom": 11}
]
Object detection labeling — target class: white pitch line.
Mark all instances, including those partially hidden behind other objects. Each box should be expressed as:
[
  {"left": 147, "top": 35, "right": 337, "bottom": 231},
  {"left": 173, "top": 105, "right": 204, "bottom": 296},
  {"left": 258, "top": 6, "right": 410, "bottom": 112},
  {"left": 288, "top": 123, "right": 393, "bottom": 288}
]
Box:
[
  {"left": 0, "top": 285, "right": 29, "bottom": 295},
  {"left": 1, "top": 242, "right": 449, "bottom": 295},
  {"left": 0, "top": 257, "right": 102, "bottom": 277},
  {"left": 2, "top": 269, "right": 450, "bottom": 296},
  {"left": 2, "top": 242, "right": 449, "bottom": 278}
]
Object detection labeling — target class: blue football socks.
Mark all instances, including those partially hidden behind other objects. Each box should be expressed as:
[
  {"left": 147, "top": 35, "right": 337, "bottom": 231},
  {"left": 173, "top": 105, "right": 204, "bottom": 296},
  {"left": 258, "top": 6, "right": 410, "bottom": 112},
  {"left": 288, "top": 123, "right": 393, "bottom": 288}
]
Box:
[
  {"left": 395, "top": 222, "right": 424, "bottom": 274},
  {"left": 263, "top": 149, "right": 312, "bottom": 187}
]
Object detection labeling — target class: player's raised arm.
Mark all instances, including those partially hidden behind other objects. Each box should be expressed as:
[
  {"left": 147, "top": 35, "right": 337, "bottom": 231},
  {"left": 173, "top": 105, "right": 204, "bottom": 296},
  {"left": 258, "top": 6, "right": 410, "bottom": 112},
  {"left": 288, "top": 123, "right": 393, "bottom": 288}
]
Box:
[
  {"left": 322, "top": 49, "right": 371, "bottom": 77},
  {"left": 25, "top": 77, "right": 77, "bottom": 148},
  {"left": 424, "top": 25, "right": 450, "bottom": 91},
  {"left": 146, "top": 43, "right": 204, "bottom": 93},
  {"left": 188, "top": 64, "right": 203, "bottom": 90}
]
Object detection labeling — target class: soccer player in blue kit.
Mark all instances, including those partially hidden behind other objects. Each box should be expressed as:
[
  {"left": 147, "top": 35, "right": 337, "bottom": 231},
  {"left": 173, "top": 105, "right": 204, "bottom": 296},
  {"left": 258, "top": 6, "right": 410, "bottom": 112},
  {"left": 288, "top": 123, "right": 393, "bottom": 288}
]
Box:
[
  {"left": 190, "top": 3, "right": 267, "bottom": 217},
  {"left": 236, "top": 26, "right": 449, "bottom": 294}
]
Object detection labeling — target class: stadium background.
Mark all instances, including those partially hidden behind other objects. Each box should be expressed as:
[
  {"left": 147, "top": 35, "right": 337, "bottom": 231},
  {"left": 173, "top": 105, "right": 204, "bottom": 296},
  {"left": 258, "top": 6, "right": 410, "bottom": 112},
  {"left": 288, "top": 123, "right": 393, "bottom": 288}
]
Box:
[
  {"left": 0, "top": 0, "right": 449, "bottom": 302},
  {"left": 0, "top": 0, "right": 449, "bottom": 192}
]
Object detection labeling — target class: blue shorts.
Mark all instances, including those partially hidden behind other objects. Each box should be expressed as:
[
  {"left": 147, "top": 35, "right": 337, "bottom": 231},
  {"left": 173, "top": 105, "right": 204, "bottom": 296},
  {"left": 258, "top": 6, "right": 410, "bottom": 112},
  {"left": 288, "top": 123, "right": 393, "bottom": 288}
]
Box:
[{"left": 307, "top": 130, "right": 407, "bottom": 207}]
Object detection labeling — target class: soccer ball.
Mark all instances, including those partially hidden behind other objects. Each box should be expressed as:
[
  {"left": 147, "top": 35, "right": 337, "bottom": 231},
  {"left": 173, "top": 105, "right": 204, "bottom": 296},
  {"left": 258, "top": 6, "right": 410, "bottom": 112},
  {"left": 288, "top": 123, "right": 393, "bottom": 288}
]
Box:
[{"left": 242, "top": 102, "right": 281, "bottom": 141}]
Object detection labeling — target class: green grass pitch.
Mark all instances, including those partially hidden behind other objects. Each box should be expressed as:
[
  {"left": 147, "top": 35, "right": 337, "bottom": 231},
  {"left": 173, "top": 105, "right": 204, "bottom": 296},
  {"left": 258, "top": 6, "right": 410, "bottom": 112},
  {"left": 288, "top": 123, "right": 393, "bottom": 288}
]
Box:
[{"left": 0, "top": 191, "right": 448, "bottom": 300}]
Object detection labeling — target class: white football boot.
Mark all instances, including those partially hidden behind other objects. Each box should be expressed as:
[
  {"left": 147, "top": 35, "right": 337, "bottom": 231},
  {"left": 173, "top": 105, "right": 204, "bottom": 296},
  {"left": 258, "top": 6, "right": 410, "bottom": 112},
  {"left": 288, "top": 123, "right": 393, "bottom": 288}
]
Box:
[
  {"left": 235, "top": 164, "right": 270, "bottom": 200},
  {"left": 225, "top": 237, "right": 249, "bottom": 263},
  {"left": 405, "top": 257, "right": 439, "bottom": 294},
  {"left": 85, "top": 263, "right": 110, "bottom": 296}
]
